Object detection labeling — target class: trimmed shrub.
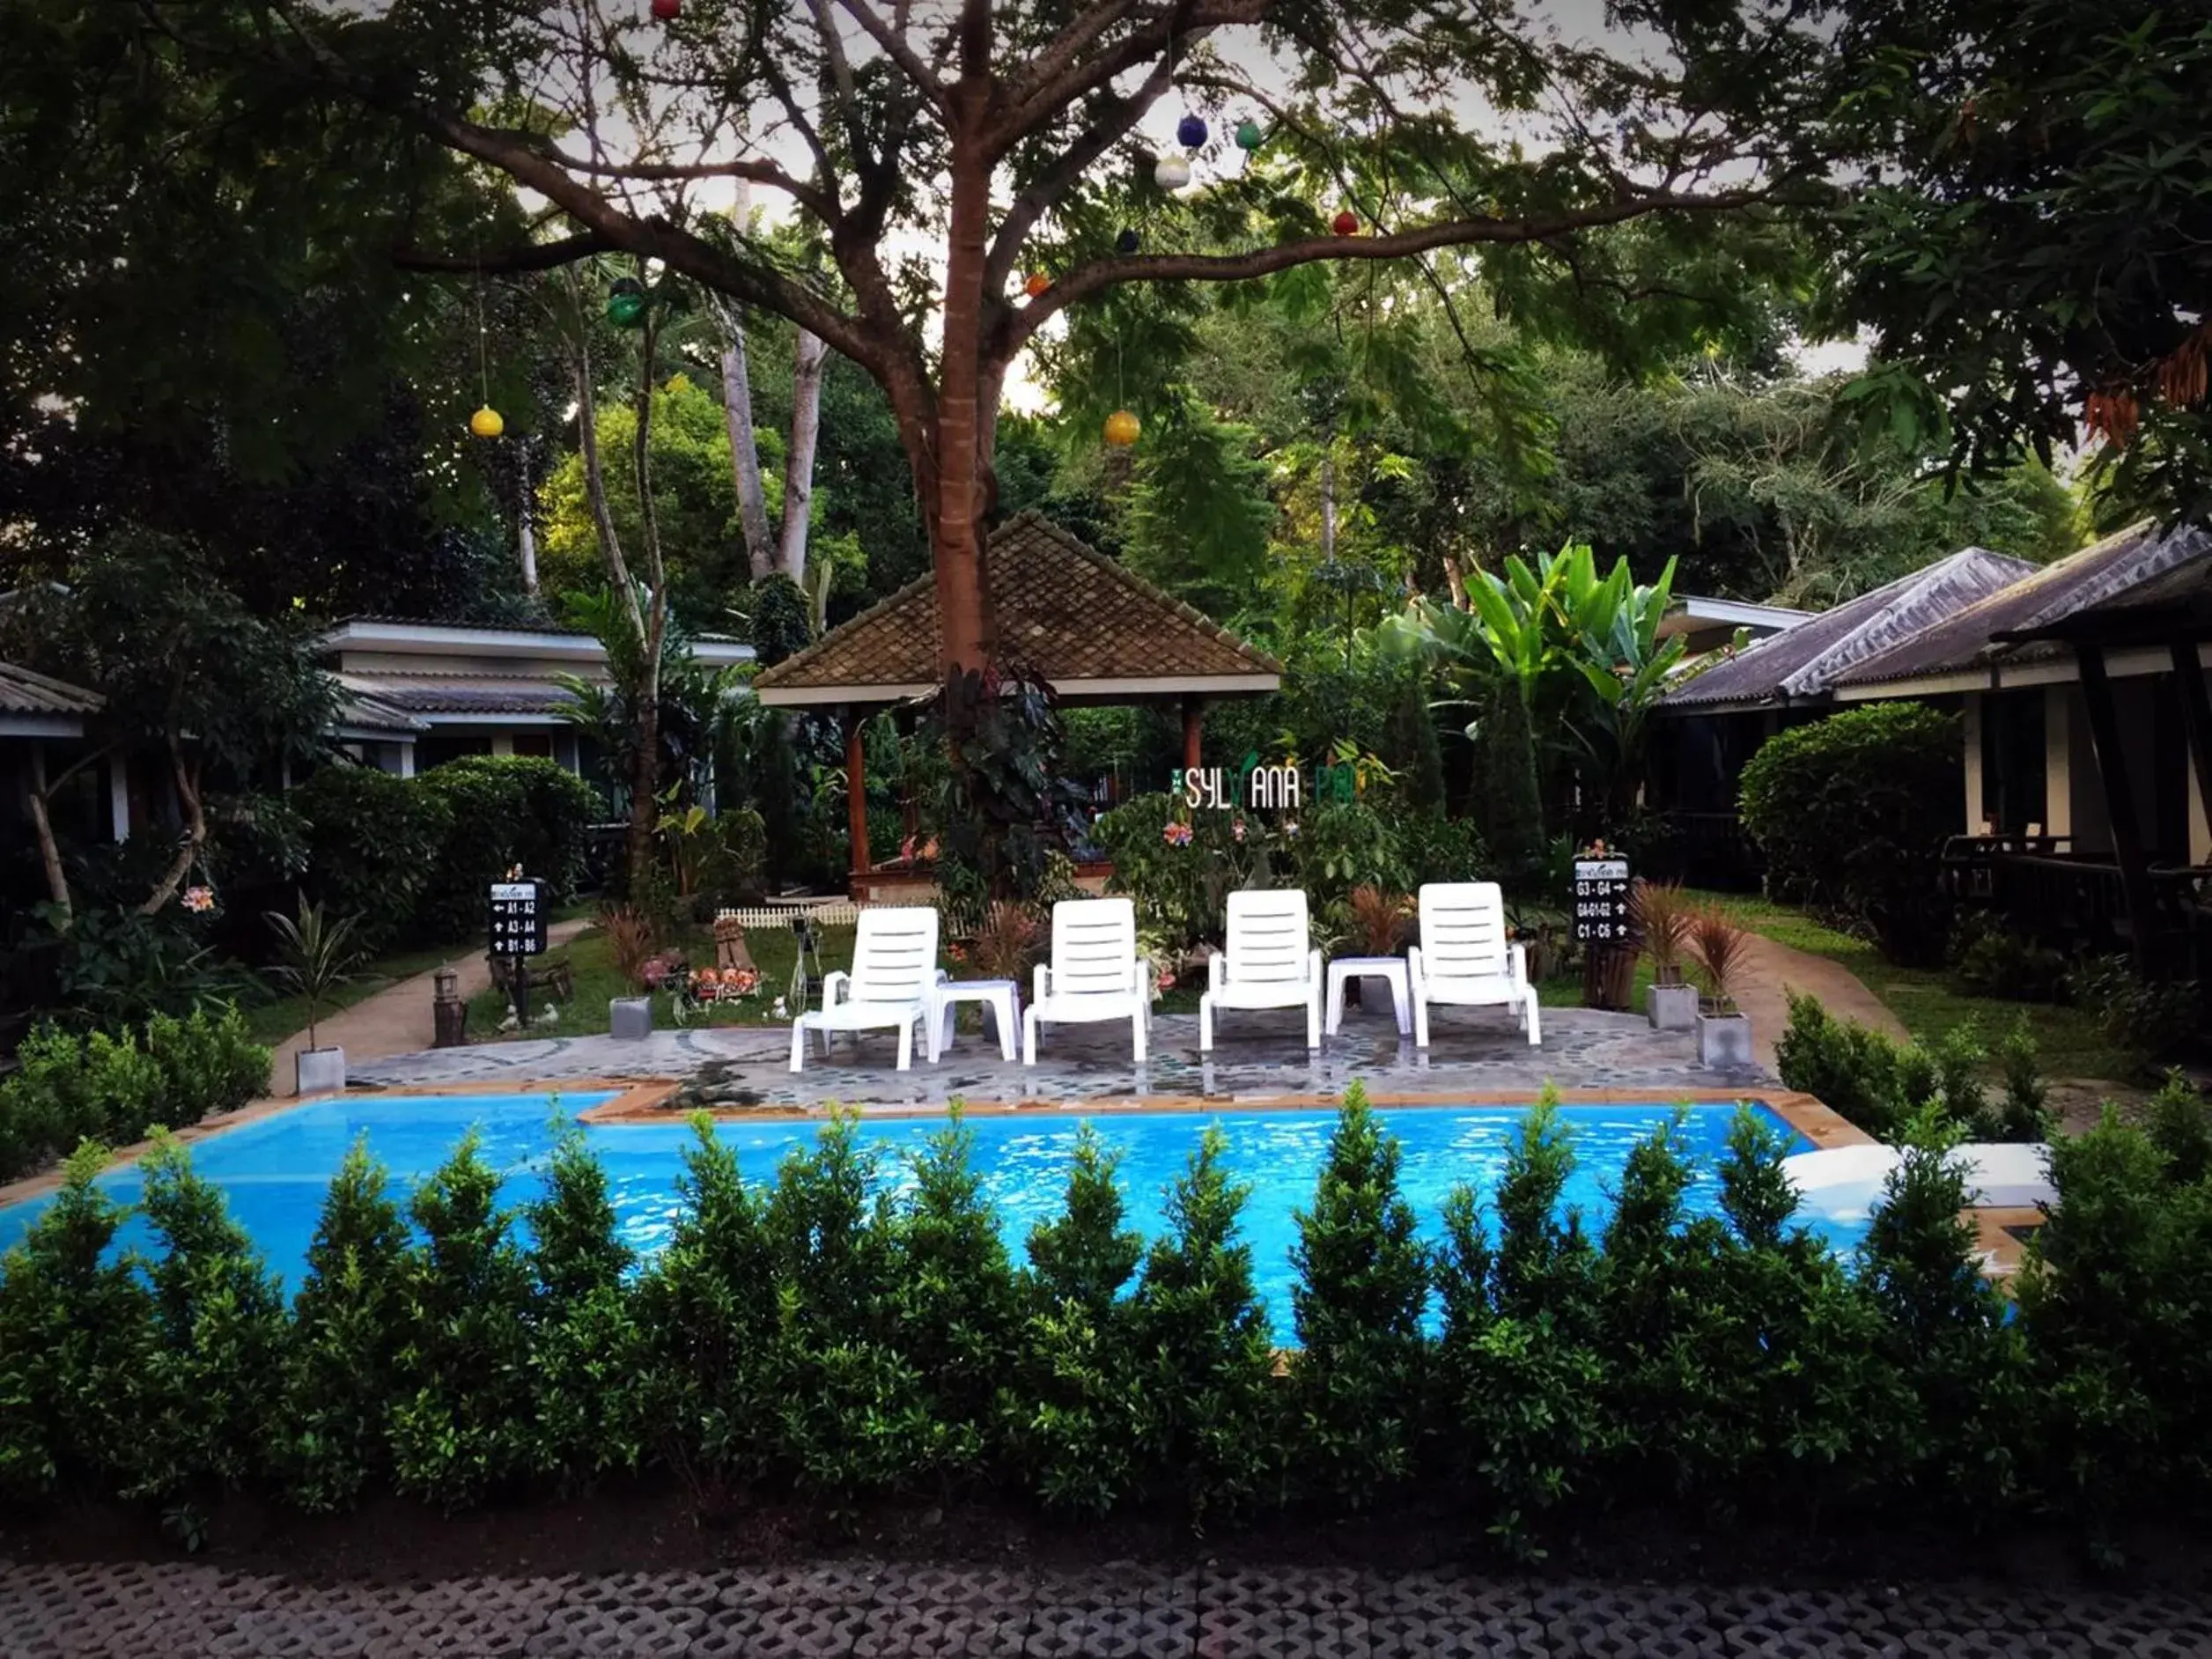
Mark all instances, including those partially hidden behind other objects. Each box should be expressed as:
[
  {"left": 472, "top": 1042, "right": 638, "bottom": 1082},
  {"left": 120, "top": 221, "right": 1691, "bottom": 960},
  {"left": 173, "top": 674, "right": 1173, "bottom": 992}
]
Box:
[
  {"left": 132, "top": 1135, "right": 289, "bottom": 1522},
  {"left": 2017, "top": 1103, "right": 2212, "bottom": 1533},
  {"left": 1002, "top": 1124, "right": 1147, "bottom": 1515},
  {"left": 387, "top": 1132, "right": 538, "bottom": 1509},
  {"left": 1289, "top": 1083, "right": 1429, "bottom": 1507},
  {"left": 291, "top": 764, "right": 453, "bottom": 956},
  {"left": 2063, "top": 954, "right": 2203, "bottom": 1058},
  {"left": 0, "top": 1009, "right": 271, "bottom": 1183},
  {"left": 1130, "top": 1124, "right": 1281, "bottom": 1524},
  {"left": 1774, "top": 993, "right": 2042, "bottom": 1142},
  {"left": 414, "top": 756, "right": 598, "bottom": 943},
  {"left": 1737, "top": 703, "right": 1961, "bottom": 963},
  {"left": 524, "top": 1126, "right": 644, "bottom": 1494},
  {"left": 1949, "top": 912, "right": 2068, "bottom": 1003},
  {"left": 1477, "top": 682, "right": 1545, "bottom": 890},
  {"left": 279, "top": 1137, "right": 414, "bottom": 1514},
  {"left": 0, "top": 1143, "right": 155, "bottom": 1505}
]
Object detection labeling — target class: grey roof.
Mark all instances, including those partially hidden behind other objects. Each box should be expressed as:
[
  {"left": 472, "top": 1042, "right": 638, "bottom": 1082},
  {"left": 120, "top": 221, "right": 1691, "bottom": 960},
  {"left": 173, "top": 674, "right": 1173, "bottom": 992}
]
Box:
[
  {"left": 334, "top": 688, "right": 431, "bottom": 734},
  {"left": 0, "top": 660, "right": 102, "bottom": 718},
  {"left": 1659, "top": 548, "right": 2034, "bottom": 711},
  {"left": 1834, "top": 520, "right": 2211, "bottom": 687},
  {"left": 330, "top": 616, "right": 750, "bottom": 648},
  {"left": 334, "top": 671, "right": 584, "bottom": 716}
]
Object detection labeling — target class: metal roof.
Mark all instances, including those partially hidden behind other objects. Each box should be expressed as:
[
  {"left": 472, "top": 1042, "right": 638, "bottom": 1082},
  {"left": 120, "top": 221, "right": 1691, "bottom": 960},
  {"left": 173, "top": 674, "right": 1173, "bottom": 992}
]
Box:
[
  {"left": 1833, "top": 520, "right": 2210, "bottom": 688},
  {"left": 1655, "top": 595, "right": 1814, "bottom": 642},
  {"left": 0, "top": 660, "right": 102, "bottom": 718},
  {"left": 1657, "top": 548, "right": 2034, "bottom": 712},
  {"left": 752, "top": 512, "right": 1281, "bottom": 706},
  {"left": 334, "top": 671, "right": 587, "bottom": 717}
]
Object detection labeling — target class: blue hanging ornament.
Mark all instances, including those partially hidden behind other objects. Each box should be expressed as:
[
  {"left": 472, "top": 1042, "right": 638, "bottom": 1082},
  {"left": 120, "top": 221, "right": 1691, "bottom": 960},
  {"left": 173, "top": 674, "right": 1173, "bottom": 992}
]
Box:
[
  {"left": 1176, "top": 114, "right": 1207, "bottom": 150},
  {"left": 1116, "top": 227, "right": 1140, "bottom": 254}
]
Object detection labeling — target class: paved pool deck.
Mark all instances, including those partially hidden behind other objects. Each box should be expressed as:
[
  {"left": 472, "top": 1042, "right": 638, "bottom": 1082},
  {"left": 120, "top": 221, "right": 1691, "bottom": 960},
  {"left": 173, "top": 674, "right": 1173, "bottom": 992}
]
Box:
[
  {"left": 333, "top": 1002, "right": 1791, "bottom": 1117},
  {"left": 3, "top": 1554, "right": 2204, "bottom": 1657}
]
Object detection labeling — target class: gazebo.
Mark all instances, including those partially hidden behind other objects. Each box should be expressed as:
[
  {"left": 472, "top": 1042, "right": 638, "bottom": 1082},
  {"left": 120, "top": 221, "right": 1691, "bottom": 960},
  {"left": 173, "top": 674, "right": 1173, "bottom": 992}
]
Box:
[{"left": 751, "top": 512, "right": 1282, "bottom": 896}]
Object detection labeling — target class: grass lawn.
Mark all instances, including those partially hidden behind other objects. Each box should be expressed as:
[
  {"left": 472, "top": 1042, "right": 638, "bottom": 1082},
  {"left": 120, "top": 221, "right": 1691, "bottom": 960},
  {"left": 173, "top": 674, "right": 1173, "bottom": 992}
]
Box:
[
  {"left": 1682, "top": 888, "right": 2141, "bottom": 1085},
  {"left": 243, "top": 940, "right": 473, "bottom": 1046}
]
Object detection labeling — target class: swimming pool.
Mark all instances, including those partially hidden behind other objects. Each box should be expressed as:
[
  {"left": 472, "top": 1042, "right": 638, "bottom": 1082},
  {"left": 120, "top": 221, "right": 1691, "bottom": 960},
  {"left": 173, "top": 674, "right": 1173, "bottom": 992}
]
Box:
[{"left": 0, "top": 1094, "right": 1864, "bottom": 1339}]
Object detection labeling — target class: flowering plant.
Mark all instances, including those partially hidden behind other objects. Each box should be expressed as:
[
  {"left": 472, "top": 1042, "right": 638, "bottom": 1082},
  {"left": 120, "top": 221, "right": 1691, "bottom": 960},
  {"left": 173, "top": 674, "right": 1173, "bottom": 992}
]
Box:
[
  {"left": 1162, "top": 820, "right": 1194, "bottom": 847},
  {"left": 182, "top": 885, "right": 218, "bottom": 914}
]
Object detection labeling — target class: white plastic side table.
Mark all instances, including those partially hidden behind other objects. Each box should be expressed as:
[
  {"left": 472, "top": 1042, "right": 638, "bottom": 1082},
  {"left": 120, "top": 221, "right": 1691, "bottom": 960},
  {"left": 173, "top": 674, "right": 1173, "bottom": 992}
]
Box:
[
  {"left": 1325, "top": 955, "right": 1412, "bottom": 1037},
  {"left": 933, "top": 977, "right": 1021, "bottom": 1062}
]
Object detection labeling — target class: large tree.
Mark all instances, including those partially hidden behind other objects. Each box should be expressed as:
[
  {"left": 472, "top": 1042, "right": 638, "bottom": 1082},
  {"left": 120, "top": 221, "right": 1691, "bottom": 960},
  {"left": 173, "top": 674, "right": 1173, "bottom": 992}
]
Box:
[{"left": 168, "top": 0, "right": 1829, "bottom": 697}]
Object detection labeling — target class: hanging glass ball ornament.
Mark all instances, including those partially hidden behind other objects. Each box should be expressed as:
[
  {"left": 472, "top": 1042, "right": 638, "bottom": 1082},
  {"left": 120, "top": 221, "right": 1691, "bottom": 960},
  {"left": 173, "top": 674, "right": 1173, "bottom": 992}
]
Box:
[
  {"left": 1235, "top": 118, "right": 1264, "bottom": 151},
  {"left": 469, "top": 406, "right": 505, "bottom": 439},
  {"left": 1154, "top": 154, "right": 1191, "bottom": 191},
  {"left": 1023, "top": 272, "right": 1052, "bottom": 299},
  {"left": 1116, "top": 227, "right": 1140, "bottom": 254},
  {"left": 1331, "top": 209, "right": 1361, "bottom": 236},
  {"left": 1176, "top": 114, "right": 1207, "bottom": 150},
  {"left": 606, "top": 277, "right": 649, "bottom": 328},
  {"left": 651, "top": 0, "right": 680, "bottom": 18},
  {"left": 1102, "top": 409, "right": 1141, "bottom": 446}
]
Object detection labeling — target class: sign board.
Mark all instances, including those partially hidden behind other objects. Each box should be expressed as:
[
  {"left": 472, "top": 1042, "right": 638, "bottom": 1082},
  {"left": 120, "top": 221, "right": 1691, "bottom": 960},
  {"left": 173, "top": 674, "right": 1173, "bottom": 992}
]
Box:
[
  {"left": 1171, "top": 750, "right": 1361, "bottom": 813},
  {"left": 489, "top": 879, "right": 549, "bottom": 957},
  {"left": 1571, "top": 858, "right": 1632, "bottom": 946}
]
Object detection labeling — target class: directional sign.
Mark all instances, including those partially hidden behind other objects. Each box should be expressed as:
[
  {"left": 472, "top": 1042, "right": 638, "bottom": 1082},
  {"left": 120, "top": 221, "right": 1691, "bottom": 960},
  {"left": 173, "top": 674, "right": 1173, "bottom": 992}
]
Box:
[
  {"left": 1571, "top": 858, "right": 1633, "bottom": 947},
  {"left": 489, "top": 879, "right": 549, "bottom": 957}
]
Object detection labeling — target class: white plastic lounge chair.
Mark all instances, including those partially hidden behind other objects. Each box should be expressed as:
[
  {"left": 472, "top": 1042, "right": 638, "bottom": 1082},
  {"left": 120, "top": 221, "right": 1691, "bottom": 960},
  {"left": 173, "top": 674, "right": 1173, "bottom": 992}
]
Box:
[
  {"left": 1023, "top": 897, "right": 1153, "bottom": 1065},
  {"left": 1201, "top": 888, "right": 1323, "bottom": 1051},
  {"left": 1407, "top": 881, "right": 1540, "bottom": 1049},
  {"left": 788, "top": 905, "right": 941, "bottom": 1073}
]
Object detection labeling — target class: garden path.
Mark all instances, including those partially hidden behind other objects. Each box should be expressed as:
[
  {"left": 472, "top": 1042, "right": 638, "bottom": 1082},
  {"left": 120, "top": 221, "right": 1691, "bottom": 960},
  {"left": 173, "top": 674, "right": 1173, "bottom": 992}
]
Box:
[
  {"left": 266, "top": 918, "right": 594, "bottom": 1095},
  {"left": 1732, "top": 932, "right": 1907, "bottom": 1072},
  {"left": 2, "top": 1553, "right": 2205, "bottom": 1656}
]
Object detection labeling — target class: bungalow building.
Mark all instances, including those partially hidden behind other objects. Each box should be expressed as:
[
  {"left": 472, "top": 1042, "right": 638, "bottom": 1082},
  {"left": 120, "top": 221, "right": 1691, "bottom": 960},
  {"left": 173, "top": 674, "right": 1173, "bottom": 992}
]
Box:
[
  {"left": 1650, "top": 520, "right": 2212, "bottom": 970},
  {"left": 320, "top": 617, "right": 756, "bottom": 783}
]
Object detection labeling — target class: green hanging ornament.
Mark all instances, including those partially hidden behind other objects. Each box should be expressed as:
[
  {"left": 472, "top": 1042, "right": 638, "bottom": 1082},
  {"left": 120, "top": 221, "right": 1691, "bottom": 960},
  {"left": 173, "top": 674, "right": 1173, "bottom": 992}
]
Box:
[
  {"left": 606, "top": 276, "right": 649, "bottom": 328},
  {"left": 1235, "top": 119, "right": 1264, "bottom": 151}
]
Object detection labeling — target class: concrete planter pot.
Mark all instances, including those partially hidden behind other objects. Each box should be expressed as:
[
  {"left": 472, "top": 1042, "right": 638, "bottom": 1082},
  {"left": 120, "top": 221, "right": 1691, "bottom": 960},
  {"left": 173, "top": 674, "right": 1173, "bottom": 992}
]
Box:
[
  {"left": 295, "top": 1045, "right": 347, "bottom": 1096},
  {"left": 1695, "top": 1010, "right": 1753, "bottom": 1070},
  {"left": 609, "top": 996, "right": 654, "bottom": 1041},
  {"left": 1647, "top": 982, "right": 1700, "bottom": 1031}
]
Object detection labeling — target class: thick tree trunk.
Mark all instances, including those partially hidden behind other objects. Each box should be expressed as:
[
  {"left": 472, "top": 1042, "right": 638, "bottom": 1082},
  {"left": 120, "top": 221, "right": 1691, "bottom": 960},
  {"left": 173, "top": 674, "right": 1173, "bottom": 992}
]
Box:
[
  {"left": 25, "top": 744, "right": 71, "bottom": 925},
  {"left": 719, "top": 311, "right": 776, "bottom": 579},
  {"left": 628, "top": 313, "right": 671, "bottom": 900},
  {"left": 778, "top": 328, "right": 829, "bottom": 591},
  {"left": 930, "top": 115, "right": 999, "bottom": 682}
]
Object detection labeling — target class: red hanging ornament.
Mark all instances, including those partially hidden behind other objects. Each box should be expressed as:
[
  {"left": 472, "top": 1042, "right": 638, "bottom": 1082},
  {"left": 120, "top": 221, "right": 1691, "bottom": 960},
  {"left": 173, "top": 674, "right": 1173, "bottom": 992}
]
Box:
[
  {"left": 651, "top": 0, "right": 680, "bottom": 19},
  {"left": 1023, "top": 272, "right": 1052, "bottom": 299},
  {"left": 1331, "top": 209, "right": 1360, "bottom": 237}
]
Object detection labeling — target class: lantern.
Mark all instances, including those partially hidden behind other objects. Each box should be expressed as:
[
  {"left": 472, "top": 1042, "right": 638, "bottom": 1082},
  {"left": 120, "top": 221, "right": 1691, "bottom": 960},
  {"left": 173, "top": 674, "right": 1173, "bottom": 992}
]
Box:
[
  {"left": 1235, "top": 118, "right": 1264, "bottom": 151},
  {"left": 1115, "top": 227, "right": 1140, "bottom": 254},
  {"left": 651, "top": 0, "right": 679, "bottom": 18},
  {"left": 1331, "top": 209, "right": 1360, "bottom": 236},
  {"left": 1023, "top": 272, "right": 1051, "bottom": 298},
  {"left": 1176, "top": 114, "right": 1207, "bottom": 149},
  {"left": 468, "top": 406, "right": 505, "bottom": 439},
  {"left": 1102, "top": 409, "right": 1140, "bottom": 446},
  {"left": 1153, "top": 154, "right": 1191, "bottom": 191}
]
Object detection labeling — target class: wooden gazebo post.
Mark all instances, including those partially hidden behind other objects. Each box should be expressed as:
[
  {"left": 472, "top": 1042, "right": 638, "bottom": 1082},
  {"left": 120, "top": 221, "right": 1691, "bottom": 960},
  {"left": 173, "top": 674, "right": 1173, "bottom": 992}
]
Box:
[
  {"left": 844, "top": 707, "right": 869, "bottom": 891},
  {"left": 1182, "top": 694, "right": 1206, "bottom": 772}
]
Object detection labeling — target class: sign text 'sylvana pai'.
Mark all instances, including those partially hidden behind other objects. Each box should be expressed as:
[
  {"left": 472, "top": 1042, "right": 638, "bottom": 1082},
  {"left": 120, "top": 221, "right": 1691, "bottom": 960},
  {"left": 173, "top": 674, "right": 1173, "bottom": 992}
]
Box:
[{"left": 1170, "top": 752, "right": 1359, "bottom": 812}]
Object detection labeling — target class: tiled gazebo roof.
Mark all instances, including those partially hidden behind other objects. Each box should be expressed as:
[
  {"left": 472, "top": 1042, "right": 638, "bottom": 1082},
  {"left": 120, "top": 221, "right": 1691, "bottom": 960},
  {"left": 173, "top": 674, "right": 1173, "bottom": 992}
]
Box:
[{"left": 752, "top": 512, "right": 1283, "bottom": 707}]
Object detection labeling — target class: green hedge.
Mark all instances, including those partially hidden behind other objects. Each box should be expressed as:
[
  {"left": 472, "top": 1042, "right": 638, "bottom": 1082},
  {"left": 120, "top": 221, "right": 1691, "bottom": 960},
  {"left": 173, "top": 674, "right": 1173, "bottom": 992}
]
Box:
[
  {"left": 1738, "top": 704, "right": 1962, "bottom": 964},
  {"left": 7, "top": 1082, "right": 2211, "bottom": 1555},
  {"left": 0, "top": 1006, "right": 269, "bottom": 1183},
  {"left": 1774, "top": 992, "right": 2049, "bottom": 1142},
  {"left": 412, "top": 757, "right": 598, "bottom": 946},
  {"left": 291, "top": 765, "right": 454, "bottom": 957}
]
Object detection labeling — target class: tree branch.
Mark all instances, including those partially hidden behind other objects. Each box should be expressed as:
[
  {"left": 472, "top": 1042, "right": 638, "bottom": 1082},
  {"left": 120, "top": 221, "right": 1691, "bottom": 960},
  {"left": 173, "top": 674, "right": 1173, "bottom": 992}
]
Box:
[
  {"left": 393, "top": 231, "right": 613, "bottom": 275},
  {"left": 834, "top": 0, "right": 951, "bottom": 115},
  {"left": 988, "top": 0, "right": 1271, "bottom": 151},
  {"left": 999, "top": 188, "right": 1785, "bottom": 361}
]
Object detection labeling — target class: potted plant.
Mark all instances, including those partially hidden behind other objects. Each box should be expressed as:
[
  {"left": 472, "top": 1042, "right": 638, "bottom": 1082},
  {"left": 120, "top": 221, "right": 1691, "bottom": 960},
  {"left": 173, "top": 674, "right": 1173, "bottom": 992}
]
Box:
[
  {"left": 1685, "top": 904, "right": 1754, "bottom": 1069},
  {"left": 1633, "top": 879, "right": 1698, "bottom": 1030},
  {"left": 1339, "top": 883, "right": 1412, "bottom": 1005},
  {"left": 266, "top": 897, "right": 365, "bottom": 1096},
  {"left": 603, "top": 902, "right": 659, "bottom": 1040}
]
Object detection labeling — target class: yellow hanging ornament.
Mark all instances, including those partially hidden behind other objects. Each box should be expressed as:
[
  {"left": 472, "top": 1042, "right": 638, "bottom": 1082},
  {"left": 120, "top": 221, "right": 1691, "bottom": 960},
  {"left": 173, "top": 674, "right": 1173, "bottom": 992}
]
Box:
[
  {"left": 469, "top": 406, "right": 505, "bottom": 439},
  {"left": 1102, "top": 409, "right": 1140, "bottom": 446}
]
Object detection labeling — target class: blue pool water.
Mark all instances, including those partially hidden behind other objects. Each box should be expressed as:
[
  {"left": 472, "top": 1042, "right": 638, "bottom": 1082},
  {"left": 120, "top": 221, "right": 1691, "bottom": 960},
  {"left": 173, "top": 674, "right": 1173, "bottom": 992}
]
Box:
[{"left": 0, "top": 1095, "right": 1859, "bottom": 1339}]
